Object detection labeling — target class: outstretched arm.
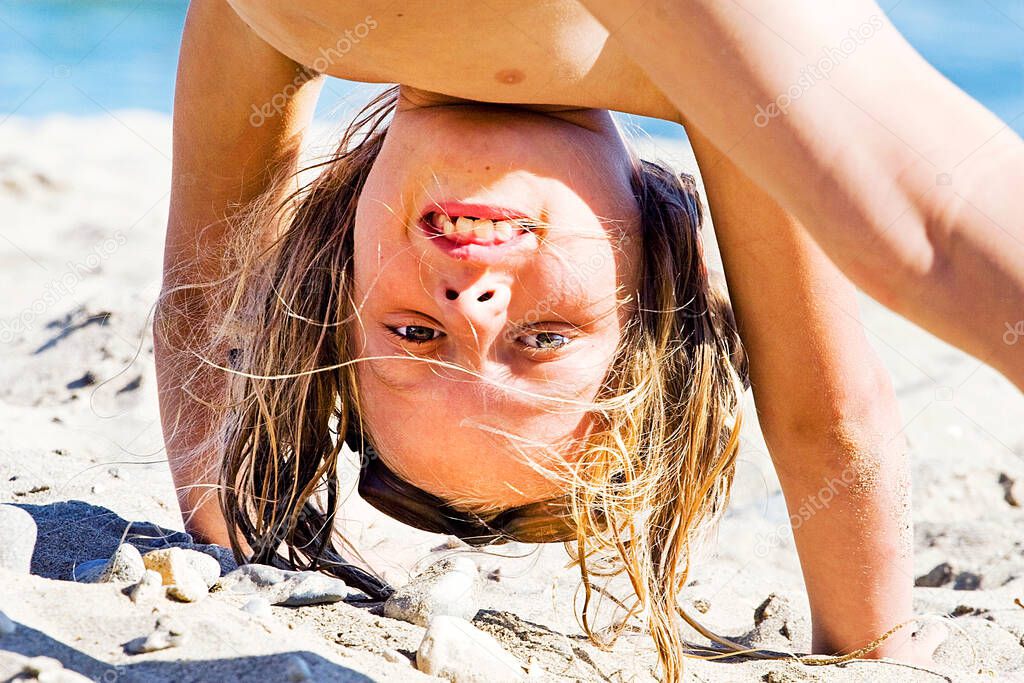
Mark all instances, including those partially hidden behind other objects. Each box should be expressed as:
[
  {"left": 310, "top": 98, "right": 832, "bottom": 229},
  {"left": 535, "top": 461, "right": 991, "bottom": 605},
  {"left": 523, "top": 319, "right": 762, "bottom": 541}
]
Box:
[
  {"left": 157, "top": 0, "right": 322, "bottom": 544},
  {"left": 586, "top": 0, "right": 1024, "bottom": 390},
  {"left": 690, "top": 127, "right": 928, "bottom": 661}
]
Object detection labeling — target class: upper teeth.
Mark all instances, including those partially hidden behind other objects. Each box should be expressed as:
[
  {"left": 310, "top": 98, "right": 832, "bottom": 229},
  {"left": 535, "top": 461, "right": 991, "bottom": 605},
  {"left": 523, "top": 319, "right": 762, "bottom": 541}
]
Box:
[{"left": 431, "top": 213, "right": 519, "bottom": 242}]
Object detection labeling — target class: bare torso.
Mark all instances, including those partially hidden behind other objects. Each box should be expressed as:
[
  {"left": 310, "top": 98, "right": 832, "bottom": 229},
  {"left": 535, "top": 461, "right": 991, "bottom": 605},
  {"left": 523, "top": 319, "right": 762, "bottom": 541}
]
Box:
[{"left": 226, "top": 0, "right": 677, "bottom": 120}]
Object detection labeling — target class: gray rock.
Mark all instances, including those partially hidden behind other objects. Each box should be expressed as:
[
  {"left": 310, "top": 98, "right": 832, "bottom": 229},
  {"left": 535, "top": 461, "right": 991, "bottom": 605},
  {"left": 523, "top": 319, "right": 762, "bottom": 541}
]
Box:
[
  {"left": 416, "top": 615, "right": 524, "bottom": 682},
  {"left": 70, "top": 558, "right": 108, "bottom": 583},
  {"left": 275, "top": 571, "right": 361, "bottom": 606},
  {"left": 98, "top": 544, "right": 145, "bottom": 583},
  {"left": 954, "top": 571, "right": 982, "bottom": 590},
  {"left": 0, "top": 504, "right": 37, "bottom": 573},
  {"left": 384, "top": 557, "right": 479, "bottom": 627},
  {"left": 915, "top": 561, "right": 955, "bottom": 587}
]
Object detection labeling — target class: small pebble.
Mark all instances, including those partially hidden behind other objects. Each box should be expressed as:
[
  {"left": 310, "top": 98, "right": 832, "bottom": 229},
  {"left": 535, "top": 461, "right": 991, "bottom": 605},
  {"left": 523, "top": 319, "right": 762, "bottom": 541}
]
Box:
[
  {"left": 242, "top": 597, "right": 273, "bottom": 619},
  {"left": 384, "top": 557, "right": 479, "bottom": 627},
  {"left": 999, "top": 473, "right": 1022, "bottom": 507},
  {"left": 124, "top": 629, "right": 184, "bottom": 654},
  {"left": 275, "top": 572, "right": 361, "bottom": 606},
  {"left": 692, "top": 598, "right": 711, "bottom": 614},
  {"left": 128, "top": 570, "right": 165, "bottom": 603},
  {"left": 0, "top": 610, "right": 15, "bottom": 635},
  {"left": 12, "top": 481, "right": 51, "bottom": 496},
  {"left": 0, "top": 504, "right": 37, "bottom": 573},
  {"left": 125, "top": 616, "right": 188, "bottom": 654},
  {"left": 99, "top": 544, "right": 145, "bottom": 583},
  {"left": 915, "top": 562, "right": 955, "bottom": 588},
  {"left": 214, "top": 564, "right": 288, "bottom": 593},
  {"left": 954, "top": 571, "right": 982, "bottom": 591},
  {"left": 417, "top": 615, "right": 524, "bottom": 682}
]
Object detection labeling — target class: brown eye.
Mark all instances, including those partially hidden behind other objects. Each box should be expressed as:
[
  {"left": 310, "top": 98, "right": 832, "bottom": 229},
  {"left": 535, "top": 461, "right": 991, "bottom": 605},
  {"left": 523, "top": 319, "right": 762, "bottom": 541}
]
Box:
[{"left": 390, "top": 325, "right": 443, "bottom": 344}]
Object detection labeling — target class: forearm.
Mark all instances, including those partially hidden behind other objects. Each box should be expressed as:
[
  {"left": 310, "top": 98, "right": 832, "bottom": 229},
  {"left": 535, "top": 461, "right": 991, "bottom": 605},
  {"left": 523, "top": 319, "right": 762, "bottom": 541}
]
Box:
[
  {"left": 584, "top": 0, "right": 1024, "bottom": 388},
  {"left": 154, "top": 292, "right": 233, "bottom": 546},
  {"left": 161, "top": 0, "right": 323, "bottom": 542},
  {"left": 763, "top": 404, "right": 914, "bottom": 658},
  {"left": 687, "top": 127, "right": 918, "bottom": 658}
]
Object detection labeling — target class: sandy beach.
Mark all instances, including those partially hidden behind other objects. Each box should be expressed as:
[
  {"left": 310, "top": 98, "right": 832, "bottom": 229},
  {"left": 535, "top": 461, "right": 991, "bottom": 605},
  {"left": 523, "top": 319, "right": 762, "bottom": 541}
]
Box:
[{"left": 1, "top": 112, "right": 1023, "bottom": 682}]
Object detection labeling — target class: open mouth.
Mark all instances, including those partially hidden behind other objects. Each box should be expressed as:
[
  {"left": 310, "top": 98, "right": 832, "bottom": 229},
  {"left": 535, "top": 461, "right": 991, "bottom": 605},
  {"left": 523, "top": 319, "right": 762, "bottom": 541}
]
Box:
[{"left": 418, "top": 202, "right": 538, "bottom": 246}]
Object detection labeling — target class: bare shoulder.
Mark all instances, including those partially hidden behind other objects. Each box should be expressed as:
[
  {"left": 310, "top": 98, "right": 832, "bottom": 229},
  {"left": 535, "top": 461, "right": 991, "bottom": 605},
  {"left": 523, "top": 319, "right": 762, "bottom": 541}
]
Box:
[{"left": 224, "top": 0, "right": 679, "bottom": 121}]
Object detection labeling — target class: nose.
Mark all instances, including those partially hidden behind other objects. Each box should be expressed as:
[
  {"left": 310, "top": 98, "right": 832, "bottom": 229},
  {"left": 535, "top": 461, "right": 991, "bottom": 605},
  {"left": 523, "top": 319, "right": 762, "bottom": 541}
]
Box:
[{"left": 434, "top": 271, "right": 511, "bottom": 340}]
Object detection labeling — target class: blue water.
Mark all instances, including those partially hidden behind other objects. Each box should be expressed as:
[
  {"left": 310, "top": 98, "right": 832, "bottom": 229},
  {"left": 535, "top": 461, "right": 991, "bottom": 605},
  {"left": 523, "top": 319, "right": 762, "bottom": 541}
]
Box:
[{"left": 1, "top": 0, "right": 1021, "bottom": 136}]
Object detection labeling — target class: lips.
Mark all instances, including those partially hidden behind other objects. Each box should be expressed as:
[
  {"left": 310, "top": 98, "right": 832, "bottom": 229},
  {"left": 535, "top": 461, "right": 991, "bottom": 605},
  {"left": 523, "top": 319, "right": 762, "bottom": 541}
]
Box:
[{"left": 417, "top": 201, "right": 540, "bottom": 264}]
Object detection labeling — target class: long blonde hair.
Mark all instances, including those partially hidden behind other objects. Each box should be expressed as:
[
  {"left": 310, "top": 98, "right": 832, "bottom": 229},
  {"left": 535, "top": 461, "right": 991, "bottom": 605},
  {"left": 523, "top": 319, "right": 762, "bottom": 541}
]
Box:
[{"left": 210, "top": 87, "right": 748, "bottom": 681}]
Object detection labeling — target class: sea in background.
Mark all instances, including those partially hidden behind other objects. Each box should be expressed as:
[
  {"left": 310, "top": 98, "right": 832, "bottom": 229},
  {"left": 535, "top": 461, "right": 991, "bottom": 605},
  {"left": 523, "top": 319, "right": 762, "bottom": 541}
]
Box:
[{"left": 1, "top": 0, "right": 1022, "bottom": 138}]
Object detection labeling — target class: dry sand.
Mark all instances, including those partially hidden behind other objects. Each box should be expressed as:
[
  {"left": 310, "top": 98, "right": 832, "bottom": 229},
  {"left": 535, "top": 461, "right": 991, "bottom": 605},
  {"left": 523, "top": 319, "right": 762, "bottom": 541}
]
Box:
[{"left": 0, "top": 113, "right": 1022, "bottom": 682}]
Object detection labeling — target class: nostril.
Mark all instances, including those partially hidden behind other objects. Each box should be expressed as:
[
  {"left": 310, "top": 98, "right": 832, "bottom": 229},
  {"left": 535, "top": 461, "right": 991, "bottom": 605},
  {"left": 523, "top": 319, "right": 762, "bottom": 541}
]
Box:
[
  {"left": 445, "top": 289, "right": 459, "bottom": 301},
  {"left": 477, "top": 291, "right": 494, "bottom": 303}
]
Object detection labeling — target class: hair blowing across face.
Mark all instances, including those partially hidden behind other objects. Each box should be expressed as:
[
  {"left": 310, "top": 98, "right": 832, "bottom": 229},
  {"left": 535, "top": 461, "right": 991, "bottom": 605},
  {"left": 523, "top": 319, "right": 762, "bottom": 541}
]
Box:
[{"left": 205, "top": 87, "right": 748, "bottom": 681}]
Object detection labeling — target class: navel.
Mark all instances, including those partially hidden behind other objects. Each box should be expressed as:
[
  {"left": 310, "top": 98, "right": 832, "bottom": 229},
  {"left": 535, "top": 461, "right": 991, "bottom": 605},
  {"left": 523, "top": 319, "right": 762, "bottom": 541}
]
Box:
[{"left": 494, "top": 68, "right": 525, "bottom": 85}]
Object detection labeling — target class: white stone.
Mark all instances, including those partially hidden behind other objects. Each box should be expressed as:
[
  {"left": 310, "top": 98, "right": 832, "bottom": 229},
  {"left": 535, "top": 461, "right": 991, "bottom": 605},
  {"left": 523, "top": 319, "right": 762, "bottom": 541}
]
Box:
[
  {"left": 416, "top": 616, "right": 524, "bottom": 682},
  {"left": 178, "top": 548, "right": 221, "bottom": 588},
  {"left": 143, "top": 548, "right": 208, "bottom": 602},
  {"left": 128, "top": 569, "right": 165, "bottom": 603},
  {"left": 384, "top": 557, "right": 479, "bottom": 627},
  {"left": 98, "top": 543, "right": 145, "bottom": 583},
  {"left": 275, "top": 571, "right": 361, "bottom": 606}
]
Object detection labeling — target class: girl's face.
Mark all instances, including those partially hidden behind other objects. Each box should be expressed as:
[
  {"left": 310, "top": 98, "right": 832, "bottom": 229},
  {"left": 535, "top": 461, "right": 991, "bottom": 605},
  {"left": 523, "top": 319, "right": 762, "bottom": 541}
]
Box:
[{"left": 351, "top": 91, "right": 641, "bottom": 511}]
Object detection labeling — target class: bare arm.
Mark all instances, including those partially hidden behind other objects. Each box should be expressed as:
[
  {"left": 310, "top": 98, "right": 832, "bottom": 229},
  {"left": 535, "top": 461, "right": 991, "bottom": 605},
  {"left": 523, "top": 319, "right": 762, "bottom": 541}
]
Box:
[
  {"left": 581, "top": 0, "right": 1024, "bottom": 390},
  {"left": 157, "top": 0, "right": 322, "bottom": 544},
  {"left": 690, "top": 127, "right": 923, "bottom": 660}
]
